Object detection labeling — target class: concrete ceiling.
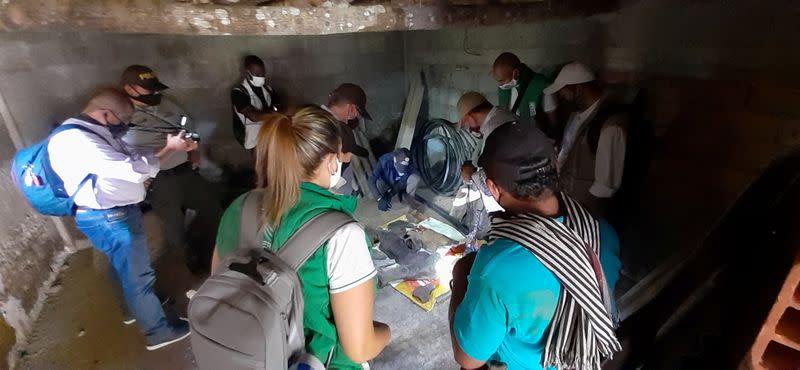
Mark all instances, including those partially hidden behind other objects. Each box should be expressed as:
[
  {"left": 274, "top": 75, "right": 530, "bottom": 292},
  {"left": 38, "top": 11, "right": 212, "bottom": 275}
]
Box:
[{"left": 0, "top": 0, "right": 617, "bottom": 35}]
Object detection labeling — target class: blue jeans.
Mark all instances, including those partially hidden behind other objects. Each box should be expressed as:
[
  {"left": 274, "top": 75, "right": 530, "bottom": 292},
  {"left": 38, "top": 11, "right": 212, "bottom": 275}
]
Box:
[{"left": 75, "top": 205, "right": 169, "bottom": 339}]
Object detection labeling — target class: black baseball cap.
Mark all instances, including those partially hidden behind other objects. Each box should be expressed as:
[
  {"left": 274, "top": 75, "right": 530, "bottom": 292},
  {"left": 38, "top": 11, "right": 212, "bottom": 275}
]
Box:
[
  {"left": 332, "top": 83, "right": 372, "bottom": 120},
  {"left": 339, "top": 124, "right": 369, "bottom": 157},
  {"left": 120, "top": 65, "right": 169, "bottom": 92},
  {"left": 477, "top": 122, "right": 556, "bottom": 191}
]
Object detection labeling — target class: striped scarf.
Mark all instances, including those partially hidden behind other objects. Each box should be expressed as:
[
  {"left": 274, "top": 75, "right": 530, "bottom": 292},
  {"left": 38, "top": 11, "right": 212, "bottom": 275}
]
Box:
[{"left": 489, "top": 193, "right": 621, "bottom": 370}]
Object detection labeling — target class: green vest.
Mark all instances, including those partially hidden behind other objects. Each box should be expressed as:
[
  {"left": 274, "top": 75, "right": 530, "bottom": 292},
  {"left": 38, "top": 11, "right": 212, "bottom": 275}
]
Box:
[
  {"left": 215, "top": 182, "right": 367, "bottom": 369},
  {"left": 497, "top": 64, "right": 550, "bottom": 121}
]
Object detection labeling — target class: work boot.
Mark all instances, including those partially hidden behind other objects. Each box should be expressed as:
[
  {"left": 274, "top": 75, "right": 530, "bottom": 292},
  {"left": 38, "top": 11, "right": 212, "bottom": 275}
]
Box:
[{"left": 145, "top": 321, "right": 191, "bottom": 351}]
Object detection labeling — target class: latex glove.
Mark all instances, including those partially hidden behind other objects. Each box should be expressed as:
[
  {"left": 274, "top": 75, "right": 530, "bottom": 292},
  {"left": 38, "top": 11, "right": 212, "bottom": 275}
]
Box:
[{"left": 378, "top": 197, "right": 392, "bottom": 212}]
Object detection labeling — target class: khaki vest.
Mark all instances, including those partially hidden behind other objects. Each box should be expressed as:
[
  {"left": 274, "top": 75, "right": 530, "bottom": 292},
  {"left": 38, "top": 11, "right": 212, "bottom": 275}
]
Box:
[{"left": 560, "top": 103, "right": 627, "bottom": 205}]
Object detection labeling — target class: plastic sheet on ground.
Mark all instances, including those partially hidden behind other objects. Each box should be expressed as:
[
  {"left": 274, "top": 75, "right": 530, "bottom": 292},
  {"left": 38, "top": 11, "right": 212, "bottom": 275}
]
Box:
[
  {"left": 418, "top": 217, "right": 466, "bottom": 243},
  {"left": 372, "top": 214, "right": 467, "bottom": 310}
]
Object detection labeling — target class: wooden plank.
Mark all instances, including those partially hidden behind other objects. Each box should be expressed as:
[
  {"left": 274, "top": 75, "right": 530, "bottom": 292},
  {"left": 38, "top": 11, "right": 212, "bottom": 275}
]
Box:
[
  {"left": 395, "top": 71, "right": 424, "bottom": 150},
  {"left": 351, "top": 125, "right": 377, "bottom": 200}
]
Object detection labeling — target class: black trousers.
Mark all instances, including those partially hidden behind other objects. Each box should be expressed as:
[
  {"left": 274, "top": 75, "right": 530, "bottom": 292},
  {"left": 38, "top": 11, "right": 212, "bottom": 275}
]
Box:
[{"left": 148, "top": 163, "right": 222, "bottom": 270}]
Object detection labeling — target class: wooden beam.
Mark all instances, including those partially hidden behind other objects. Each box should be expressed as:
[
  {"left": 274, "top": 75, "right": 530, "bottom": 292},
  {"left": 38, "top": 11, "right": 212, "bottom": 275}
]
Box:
[
  {"left": 395, "top": 70, "right": 424, "bottom": 150},
  {"left": 351, "top": 127, "right": 377, "bottom": 200},
  {"left": 0, "top": 0, "right": 618, "bottom": 36}
]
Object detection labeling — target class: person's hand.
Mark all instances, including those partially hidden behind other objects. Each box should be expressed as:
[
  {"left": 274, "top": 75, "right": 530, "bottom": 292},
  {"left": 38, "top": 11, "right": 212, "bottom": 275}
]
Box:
[
  {"left": 165, "top": 130, "right": 198, "bottom": 152},
  {"left": 143, "top": 178, "right": 154, "bottom": 189},
  {"left": 461, "top": 162, "right": 476, "bottom": 182},
  {"left": 377, "top": 197, "right": 392, "bottom": 211}
]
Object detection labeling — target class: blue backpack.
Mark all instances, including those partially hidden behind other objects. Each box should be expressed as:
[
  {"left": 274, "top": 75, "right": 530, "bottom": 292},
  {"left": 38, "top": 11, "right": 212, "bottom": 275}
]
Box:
[{"left": 11, "top": 123, "right": 108, "bottom": 216}]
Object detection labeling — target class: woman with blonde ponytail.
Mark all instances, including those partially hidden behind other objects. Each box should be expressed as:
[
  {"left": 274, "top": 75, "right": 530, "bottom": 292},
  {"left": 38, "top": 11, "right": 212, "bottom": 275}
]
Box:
[{"left": 212, "top": 106, "right": 390, "bottom": 369}]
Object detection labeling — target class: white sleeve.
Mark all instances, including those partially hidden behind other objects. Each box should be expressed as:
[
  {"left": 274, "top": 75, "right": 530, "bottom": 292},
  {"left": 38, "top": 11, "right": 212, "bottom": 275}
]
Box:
[
  {"left": 51, "top": 130, "right": 160, "bottom": 183},
  {"left": 326, "top": 223, "right": 377, "bottom": 294},
  {"left": 589, "top": 123, "right": 626, "bottom": 198}
]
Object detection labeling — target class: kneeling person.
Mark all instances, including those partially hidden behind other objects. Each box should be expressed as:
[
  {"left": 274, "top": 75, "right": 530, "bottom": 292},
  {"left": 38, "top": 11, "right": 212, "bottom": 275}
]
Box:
[
  {"left": 368, "top": 148, "right": 421, "bottom": 211},
  {"left": 449, "top": 122, "right": 622, "bottom": 370}
]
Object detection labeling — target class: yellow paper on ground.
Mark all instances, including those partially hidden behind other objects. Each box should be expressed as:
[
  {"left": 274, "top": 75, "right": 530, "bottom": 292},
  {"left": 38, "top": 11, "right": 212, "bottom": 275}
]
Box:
[{"left": 391, "top": 279, "right": 450, "bottom": 312}]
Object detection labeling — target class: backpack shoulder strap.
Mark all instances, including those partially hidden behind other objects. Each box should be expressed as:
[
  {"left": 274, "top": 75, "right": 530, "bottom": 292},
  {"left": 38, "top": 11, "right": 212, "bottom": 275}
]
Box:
[
  {"left": 277, "top": 211, "right": 356, "bottom": 271},
  {"left": 52, "top": 123, "right": 114, "bottom": 147},
  {"left": 238, "top": 189, "right": 266, "bottom": 250}
]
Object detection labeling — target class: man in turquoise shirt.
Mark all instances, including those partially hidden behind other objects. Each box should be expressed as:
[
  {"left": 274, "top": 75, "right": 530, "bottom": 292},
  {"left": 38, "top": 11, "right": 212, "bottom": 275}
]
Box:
[{"left": 449, "top": 122, "right": 621, "bottom": 370}]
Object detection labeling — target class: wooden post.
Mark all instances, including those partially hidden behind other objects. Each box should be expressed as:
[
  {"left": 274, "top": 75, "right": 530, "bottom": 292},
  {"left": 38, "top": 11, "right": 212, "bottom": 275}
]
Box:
[{"left": 396, "top": 70, "right": 424, "bottom": 150}]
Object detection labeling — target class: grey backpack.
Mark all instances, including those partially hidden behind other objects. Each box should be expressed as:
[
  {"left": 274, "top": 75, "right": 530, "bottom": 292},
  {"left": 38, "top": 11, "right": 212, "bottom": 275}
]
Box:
[{"left": 188, "top": 190, "right": 355, "bottom": 370}]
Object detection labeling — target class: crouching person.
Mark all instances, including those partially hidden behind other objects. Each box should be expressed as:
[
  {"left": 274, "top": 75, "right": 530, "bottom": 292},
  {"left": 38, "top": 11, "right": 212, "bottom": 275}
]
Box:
[
  {"left": 210, "top": 107, "right": 390, "bottom": 368},
  {"left": 368, "top": 148, "right": 422, "bottom": 211},
  {"left": 449, "top": 122, "right": 622, "bottom": 370}
]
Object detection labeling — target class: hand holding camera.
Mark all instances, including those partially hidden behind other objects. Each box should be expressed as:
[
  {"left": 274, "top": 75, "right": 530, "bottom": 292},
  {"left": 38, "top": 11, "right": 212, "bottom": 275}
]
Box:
[{"left": 166, "top": 130, "right": 198, "bottom": 152}]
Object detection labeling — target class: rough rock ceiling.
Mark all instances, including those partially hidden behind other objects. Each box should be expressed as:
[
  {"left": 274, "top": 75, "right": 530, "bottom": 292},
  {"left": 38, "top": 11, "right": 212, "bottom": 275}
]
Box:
[{"left": 0, "top": 0, "right": 617, "bottom": 35}]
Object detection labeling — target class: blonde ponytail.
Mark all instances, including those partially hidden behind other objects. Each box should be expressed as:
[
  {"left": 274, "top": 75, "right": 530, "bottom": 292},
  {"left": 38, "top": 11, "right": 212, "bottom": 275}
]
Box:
[{"left": 254, "top": 107, "right": 341, "bottom": 227}]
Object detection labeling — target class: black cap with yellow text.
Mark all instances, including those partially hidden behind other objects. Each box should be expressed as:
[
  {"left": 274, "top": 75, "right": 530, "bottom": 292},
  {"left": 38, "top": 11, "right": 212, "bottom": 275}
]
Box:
[{"left": 120, "top": 65, "right": 169, "bottom": 92}]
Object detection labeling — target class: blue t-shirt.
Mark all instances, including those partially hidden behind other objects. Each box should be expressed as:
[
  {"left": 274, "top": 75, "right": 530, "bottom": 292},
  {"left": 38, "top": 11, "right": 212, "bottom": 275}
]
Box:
[{"left": 454, "top": 219, "right": 621, "bottom": 370}]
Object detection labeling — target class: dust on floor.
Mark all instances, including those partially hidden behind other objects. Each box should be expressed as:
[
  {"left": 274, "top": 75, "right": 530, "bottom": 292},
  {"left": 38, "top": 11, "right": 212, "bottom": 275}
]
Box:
[{"left": 16, "top": 199, "right": 458, "bottom": 370}]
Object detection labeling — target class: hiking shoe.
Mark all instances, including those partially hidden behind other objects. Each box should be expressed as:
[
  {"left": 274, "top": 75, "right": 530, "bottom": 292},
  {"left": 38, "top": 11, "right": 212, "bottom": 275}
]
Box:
[{"left": 145, "top": 322, "right": 190, "bottom": 351}]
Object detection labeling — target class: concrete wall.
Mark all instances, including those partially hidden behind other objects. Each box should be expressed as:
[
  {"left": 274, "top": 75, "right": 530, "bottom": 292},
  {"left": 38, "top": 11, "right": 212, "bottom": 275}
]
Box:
[
  {"left": 0, "top": 30, "right": 405, "bottom": 366},
  {"left": 405, "top": 0, "right": 800, "bottom": 122},
  {"left": 404, "top": 18, "right": 607, "bottom": 122},
  {"left": 0, "top": 31, "right": 406, "bottom": 170},
  {"left": 0, "top": 119, "right": 65, "bottom": 367}
]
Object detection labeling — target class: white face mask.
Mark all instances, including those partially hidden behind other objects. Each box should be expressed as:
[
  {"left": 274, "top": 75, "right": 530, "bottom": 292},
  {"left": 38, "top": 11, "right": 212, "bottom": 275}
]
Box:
[
  {"left": 328, "top": 158, "right": 343, "bottom": 189},
  {"left": 248, "top": 72, "right": 266, "bottom": 87},
  {"left": 498, "top": 78, "right": 518, "bottom": 90},
  {"left": 393, "top": 156, "right": 409, "bottom": 176},
  {"left": 473, "top": 170, "right": 505, "bottom": 213}
]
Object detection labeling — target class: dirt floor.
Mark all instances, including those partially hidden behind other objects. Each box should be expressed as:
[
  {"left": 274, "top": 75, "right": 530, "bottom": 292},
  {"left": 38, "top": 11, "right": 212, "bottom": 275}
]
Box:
[{"left": 15, "top": 196, "right": 458, "bottom": 370}]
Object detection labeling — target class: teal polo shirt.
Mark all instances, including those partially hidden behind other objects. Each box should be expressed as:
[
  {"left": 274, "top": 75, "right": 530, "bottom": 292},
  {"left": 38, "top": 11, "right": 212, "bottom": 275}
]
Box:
[{"left": 453, "top": 219, "right": 620, "bottom": 370}]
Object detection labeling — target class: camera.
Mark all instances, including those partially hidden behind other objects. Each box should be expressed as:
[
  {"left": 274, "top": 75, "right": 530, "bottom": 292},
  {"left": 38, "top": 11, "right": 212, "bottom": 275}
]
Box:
[{"left": 179, "top": 115, "right": 201, "bottom": 142}]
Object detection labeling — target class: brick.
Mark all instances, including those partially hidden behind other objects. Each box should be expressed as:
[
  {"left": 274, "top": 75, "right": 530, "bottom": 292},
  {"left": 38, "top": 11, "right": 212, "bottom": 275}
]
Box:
[{"left": 747, "top": 252, "right": 800, "bottom": 369}]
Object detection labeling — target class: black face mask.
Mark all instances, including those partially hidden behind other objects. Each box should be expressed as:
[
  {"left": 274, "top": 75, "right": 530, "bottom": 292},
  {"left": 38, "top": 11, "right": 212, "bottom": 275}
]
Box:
[
  {"left": 108, "top": 123, "right": 130, "bottom": 139},
  {"left": 133, "top": 93, "right": 162, "bottom": 106}
]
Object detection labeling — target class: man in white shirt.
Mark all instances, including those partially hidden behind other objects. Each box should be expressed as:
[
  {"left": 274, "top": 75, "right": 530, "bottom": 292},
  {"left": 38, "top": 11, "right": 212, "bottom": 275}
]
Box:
[
  {"left": 48, "top": 88, "right": 198, "bottom": 351},
  {"left": 543, "top": 62, "right": 629, "bottom": 216},
  {"left": 121, "top": 65, "right": 222, "bottom": 274},
  {"left": 454, "top": 91, "right": 554, "bottom": 248},
  {"left": 230, "top": 55, "right": 277, "bottom": 150}
]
